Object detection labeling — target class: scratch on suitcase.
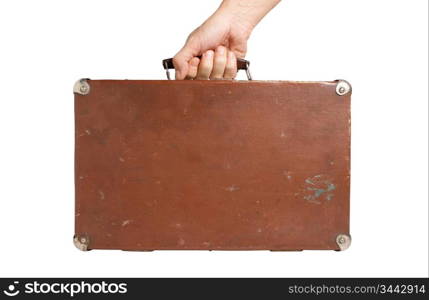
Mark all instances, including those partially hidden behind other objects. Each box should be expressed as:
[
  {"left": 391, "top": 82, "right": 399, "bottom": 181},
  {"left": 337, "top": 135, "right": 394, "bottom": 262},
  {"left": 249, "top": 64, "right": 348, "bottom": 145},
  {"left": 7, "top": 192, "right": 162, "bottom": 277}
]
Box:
[
  {"left": 122, "top": 220, "right": 132, "bottom": 227},
  {"left": 225, "top": 185, "right": 239, "bottom": 192},
  {"left": 78, "top": 129, "right": 91, "bottom": 137},
  {"left": 98, "top": 190, "right": 105, "bottom": 200},
  {"left": 283, "top": 170, "right": 293, "bottom": 180},
  {"left": 303, "top": 175, "right": 336, "bottom": 204}
]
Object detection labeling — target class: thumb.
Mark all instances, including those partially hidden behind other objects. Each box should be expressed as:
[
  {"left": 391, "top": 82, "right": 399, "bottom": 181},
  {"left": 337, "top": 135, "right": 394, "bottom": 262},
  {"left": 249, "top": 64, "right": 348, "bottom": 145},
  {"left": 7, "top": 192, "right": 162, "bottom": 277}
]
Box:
[{"left": 173, "top": 41, "right": 200, "bottom": 80}]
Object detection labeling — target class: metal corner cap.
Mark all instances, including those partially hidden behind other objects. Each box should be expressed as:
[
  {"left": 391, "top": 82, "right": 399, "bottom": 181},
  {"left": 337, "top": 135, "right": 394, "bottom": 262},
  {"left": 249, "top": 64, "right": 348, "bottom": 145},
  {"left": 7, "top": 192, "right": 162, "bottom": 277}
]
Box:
[
  {"left": 73, "top": 78, "right": 90, "bottom": 95},
  {"left": 335, "top": 79, "right": 352, "bottom": 96},
  {"left": 73, "top": 234, "right": 90, "bottom": 251},
  {"left": 336, "top": 234, "right": 352, "bottom": 251}
]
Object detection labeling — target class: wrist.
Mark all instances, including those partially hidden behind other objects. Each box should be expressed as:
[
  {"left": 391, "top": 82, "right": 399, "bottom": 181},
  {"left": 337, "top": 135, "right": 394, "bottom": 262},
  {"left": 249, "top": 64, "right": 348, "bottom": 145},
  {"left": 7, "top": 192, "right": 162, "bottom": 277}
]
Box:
[
  {"left": 215, "top": 1, "right": 256, "bottom": 39},
  {"left": 219, "top": 0, "right": 280, "bottom": 30}
]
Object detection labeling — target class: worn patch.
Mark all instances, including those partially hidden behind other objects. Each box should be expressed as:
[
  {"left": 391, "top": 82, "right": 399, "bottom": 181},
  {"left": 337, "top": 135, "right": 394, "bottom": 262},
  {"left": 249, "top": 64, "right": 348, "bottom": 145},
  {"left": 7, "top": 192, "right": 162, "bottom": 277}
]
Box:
[{"left": 303, "top": 174, "right": 336, "bottom": 204}]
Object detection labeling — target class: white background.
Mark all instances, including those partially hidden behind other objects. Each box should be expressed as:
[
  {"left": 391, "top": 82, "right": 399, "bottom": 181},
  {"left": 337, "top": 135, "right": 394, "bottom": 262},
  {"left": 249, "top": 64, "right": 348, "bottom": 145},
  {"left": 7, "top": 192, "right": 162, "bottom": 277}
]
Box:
[{"left": 0, "top": 0, "right": 427, "bottom": 277}]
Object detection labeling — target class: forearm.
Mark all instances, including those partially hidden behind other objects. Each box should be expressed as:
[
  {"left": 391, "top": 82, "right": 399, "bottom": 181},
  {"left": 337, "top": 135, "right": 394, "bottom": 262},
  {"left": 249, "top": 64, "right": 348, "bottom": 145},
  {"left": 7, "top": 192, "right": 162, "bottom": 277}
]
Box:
[{"left": 217, "top": 0, "right": 281, "bottom": 31}]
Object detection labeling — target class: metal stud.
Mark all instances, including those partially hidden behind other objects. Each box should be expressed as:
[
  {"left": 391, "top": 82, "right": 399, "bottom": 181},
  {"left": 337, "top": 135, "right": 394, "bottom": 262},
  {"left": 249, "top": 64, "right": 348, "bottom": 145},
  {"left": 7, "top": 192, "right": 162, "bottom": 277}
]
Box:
[
  {"left": 335, "top": 80, "right": 351, "bottom": 96},
  {"left": 336, "top": 234, "right": 351, "bottom": 251},
  {"left": 73, "top": 79, "right": 90, "bottom": 95},
  {"left": 73, "top": 234, "right": 90, "bottom": 251}
]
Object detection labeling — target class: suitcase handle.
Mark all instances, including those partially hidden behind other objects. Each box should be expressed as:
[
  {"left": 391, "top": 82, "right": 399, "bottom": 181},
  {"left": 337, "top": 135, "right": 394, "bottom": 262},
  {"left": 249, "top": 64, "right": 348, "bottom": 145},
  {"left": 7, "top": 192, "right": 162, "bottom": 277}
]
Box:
[{"left": 162, "top": 57, "right": 252, "bottom": 80}]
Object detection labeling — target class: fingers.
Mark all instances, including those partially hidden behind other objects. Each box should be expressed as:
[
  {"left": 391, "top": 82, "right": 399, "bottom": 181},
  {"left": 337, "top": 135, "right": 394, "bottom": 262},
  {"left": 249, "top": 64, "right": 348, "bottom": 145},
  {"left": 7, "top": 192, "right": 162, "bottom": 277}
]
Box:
[
  {"left": 185, "top": 57, "right": 200, "bottom": 80},
  {"left": 177, "top": 47, "right": 238, "bottom": 80},
  {"left": 210, "top": 46, "right": 227, "bottom": 79},
  {"left": 223, "top": 51, "right": 237, "bottom": 79},
  {"left": 196, "top": 50, "right": 214, "bottom": 80}
]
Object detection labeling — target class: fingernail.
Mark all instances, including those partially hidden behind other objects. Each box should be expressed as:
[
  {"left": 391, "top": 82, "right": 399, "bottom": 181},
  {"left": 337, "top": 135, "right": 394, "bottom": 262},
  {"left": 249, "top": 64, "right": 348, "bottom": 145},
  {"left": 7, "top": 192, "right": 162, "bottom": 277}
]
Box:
[
  {"left": 190, "top": 57, "right": 199, "bottom": 66},
  {"left": 218, "top": 47, "right": 225, "bottom": 55},
  {"left": 206, "top": 50, "right": 214, "bottom": 57}
]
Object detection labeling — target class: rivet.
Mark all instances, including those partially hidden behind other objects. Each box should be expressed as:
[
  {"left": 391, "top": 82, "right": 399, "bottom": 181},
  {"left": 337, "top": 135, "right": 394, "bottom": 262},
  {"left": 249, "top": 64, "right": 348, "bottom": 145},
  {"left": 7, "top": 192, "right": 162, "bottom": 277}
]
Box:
[
  {"left": 73, "top": 79, "right": 90, "bottom": 95},
  {"left": 79, "top": 85, "right": 88, "bottom": 94},
  {"left": 335, "top": 80, "right": 351, "bottom": 96},
  {"left": 336, "top": 234, "right": 351, "bottom": 251},
  {"left": 73, "top": 235, "right": 90, "bottom": 251}
]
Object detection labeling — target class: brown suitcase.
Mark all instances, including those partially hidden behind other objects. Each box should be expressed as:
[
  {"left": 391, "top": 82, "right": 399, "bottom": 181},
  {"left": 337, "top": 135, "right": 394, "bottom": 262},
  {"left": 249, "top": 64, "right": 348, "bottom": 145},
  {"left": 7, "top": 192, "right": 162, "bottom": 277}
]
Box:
[{"left": 73, "top": 59, "right": 352, "bottom": 251}]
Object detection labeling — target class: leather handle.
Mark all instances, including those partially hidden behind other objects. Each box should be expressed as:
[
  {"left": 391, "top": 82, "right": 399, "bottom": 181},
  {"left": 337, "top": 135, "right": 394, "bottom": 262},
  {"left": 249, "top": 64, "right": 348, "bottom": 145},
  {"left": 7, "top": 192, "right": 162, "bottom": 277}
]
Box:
[{"left": 162, "top": 57, "right": 252, "bottom": 80}]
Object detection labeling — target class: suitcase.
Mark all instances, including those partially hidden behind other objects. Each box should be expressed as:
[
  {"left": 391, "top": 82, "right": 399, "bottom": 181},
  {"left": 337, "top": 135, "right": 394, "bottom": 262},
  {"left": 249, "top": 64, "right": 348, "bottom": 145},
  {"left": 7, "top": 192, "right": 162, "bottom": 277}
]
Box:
[{"left": 73, "top": 58, "right": 352, "bottom": 251}]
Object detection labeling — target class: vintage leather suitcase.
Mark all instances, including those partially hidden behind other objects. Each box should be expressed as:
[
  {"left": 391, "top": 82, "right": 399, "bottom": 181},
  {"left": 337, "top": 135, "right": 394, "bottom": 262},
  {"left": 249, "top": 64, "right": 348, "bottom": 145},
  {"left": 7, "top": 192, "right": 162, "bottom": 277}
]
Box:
[{"left": 73, "top": 59, "right": 351, "bottom": 251}]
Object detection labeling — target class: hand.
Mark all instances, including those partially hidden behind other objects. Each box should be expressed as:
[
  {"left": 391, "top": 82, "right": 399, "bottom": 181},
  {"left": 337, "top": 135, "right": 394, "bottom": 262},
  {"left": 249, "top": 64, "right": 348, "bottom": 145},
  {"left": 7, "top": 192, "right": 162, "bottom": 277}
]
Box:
[
  {"left": 173, "top": 10, "right": 251, "bottom": 80},
  {"left": 173, "top": 0, "right": 281, "bottom": 80}
]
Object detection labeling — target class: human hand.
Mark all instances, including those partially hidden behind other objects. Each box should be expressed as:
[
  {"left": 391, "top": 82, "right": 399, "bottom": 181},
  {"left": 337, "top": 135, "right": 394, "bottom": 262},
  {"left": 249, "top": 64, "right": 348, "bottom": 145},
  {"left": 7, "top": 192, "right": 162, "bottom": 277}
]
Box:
[
  {"left": 173, "top": 10, "right": 250, "bottom": 80},
  {"left": 173, "top": 0, "right": 281, "bottom": 80}
]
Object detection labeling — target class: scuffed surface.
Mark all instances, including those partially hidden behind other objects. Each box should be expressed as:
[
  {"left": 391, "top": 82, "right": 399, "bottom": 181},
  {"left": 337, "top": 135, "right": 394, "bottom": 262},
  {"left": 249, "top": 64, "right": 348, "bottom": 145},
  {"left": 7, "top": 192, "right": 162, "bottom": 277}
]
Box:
[{"left": 74, "top": 80, "right": 351, "bottom": 251}]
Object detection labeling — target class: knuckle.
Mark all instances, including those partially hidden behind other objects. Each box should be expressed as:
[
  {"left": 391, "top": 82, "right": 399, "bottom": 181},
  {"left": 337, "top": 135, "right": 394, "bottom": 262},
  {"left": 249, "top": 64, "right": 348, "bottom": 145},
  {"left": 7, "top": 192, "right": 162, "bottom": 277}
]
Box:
[{"left": 216, "top": 45, "right": 226, "bottom": 53}]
